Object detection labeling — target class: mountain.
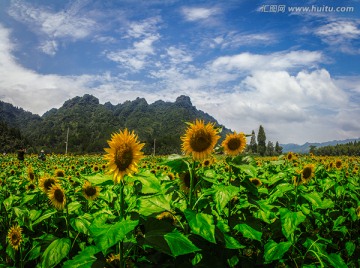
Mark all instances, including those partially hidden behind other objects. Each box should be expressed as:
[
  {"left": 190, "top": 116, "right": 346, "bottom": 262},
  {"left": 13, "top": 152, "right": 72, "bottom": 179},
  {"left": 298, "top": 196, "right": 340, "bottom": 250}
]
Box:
[
  {"left": 281, "top": 138, "right": 360, "bottom": 153},
  {"left": 0, "top": 94, "right": 231, "bottom": 154}
]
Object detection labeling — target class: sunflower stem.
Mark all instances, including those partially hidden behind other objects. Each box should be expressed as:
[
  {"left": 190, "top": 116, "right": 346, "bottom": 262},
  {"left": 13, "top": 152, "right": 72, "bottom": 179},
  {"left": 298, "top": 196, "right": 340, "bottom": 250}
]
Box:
[
  {"left": 294, "top": 183, "right": 298, "bottom": 212},
  {"left": 119, "top": 180, "right": 125, "bottom": 268},
  {"left": 65, "top": 200, "right": 70, "bottom": 239},
  {"left": 188, "top": 161, "right": 196, "bottom": 209}
]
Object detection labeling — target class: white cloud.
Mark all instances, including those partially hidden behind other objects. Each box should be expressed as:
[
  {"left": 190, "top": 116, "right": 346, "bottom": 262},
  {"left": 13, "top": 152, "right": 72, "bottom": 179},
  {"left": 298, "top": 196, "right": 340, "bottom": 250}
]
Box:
[
  {"left": 8, "top": 0, "right": 96, "bottom": 54},
  {"left": 315, "top": 19, "right": 360, "bottom": 54},
  {"left": 181, "top": 7, "right": 219, "bottom": 21},
  {"left": 211, "top": 32, "right": 277, "bottom": 49},
  {"left": 211, "top": 50, "right": 323, "bottom": 72}
]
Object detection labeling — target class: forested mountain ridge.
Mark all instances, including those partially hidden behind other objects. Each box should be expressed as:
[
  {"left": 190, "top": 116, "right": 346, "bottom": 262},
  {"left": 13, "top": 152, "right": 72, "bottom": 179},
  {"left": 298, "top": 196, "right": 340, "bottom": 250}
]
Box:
[{"left": 0, "top": 94, "right": 231, "bottom": 154}]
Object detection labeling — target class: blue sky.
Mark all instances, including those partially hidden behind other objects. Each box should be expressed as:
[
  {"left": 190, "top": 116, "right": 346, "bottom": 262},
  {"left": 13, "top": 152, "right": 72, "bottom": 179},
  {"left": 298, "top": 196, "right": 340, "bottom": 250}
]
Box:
[{"left": 0, "top": 0, "right": 359, "bottom": 144}]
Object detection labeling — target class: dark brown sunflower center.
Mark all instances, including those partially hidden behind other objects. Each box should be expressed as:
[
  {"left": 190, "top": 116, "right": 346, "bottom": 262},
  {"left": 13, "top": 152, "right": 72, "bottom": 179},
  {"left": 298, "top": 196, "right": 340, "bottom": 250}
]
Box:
[
  {"left": 56, "top": 171, "right": 65, "bottom": 177},
  {"left": 115, "top": 145, "right": 133, "bottom": 171},
  {"left": 44, "top": 179, "right": 56, "bottom": 190},
  {"left": 190, "top": 130, "right": 212, "bottom": 152},
  {"left": 84, "top": 186, "right": 97, "bottom": 196},
  {"left": 336, "top": 161, "right": 342, "bottom": 168},
  {"left": 54, "top": 189, "right": 64, "bottom": 203},
  {"left": 302, "top": 167, "right": 312, "bottom": 179},
  {"left": 251, "top": 179, "right": 261, "bottom": 186},
  {"left": 29, "top": 173, "right": 35, "bottom": 180},
  {"left": 227, "top": 138, "right": 241, "bottom": 151},
  {"left": 11, "top": 233, "right": 20, "bottom": 244}
]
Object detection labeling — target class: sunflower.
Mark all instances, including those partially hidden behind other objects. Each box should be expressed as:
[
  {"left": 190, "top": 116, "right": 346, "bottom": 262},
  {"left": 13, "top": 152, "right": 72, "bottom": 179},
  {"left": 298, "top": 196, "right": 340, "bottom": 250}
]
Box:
[
  {"left": 106, "top": 253, "right": 120, "bottom": 265},
  {"left": 181, "top": 120, "right": 220, "bottom": 160},
  {"left": 202, "top": 158, "right": 213, "bottom": 168},
  {"left": 48, "top": 184, "right": 66, "bottom": 210},
  {"left": 222, "top": 132, "right": 247, "bottom": 156},
  {"left": 286, "top": 152, "right": 297, "bottom": 161},
  {"left": 26, "top": 183, "right": 36, "bottom": 191},
  {"left": 82, "top": 181, "right": 100, "bottom": 201},
  {"left": 301, "top": 164, "right": 315, "bottom": 184},
  {"left": 293, "top": 175, "right": 302, "bottom": 186},
  {"left": 39, "top": 176, "right": 58, "bottom": 193},
  {"left": 335, "top": 159, "right": 342, "bottom": 170},
  {"left": 356, "top": 206, "right": 360, "bottom": 218},
  {"left": 93, "top": 165, "right": 99, "bottom": 172},
  {"left": 104, "top": 129, "right": 145, "bottom": 183},
  {"left": 179, "top": 171, "right": 198, "bottom": 193},
  {"left": 250, "top": 178, "right": 262, "bottom": 187},
  {"left": 27, "top": 166, "right": 35, "bottom": 181},
  {"left": 55, "top": 169, "right": 65, "bottom": 177},
  {"left": 156, "top": 211, "right": 177, "bottom": 225},
  {"left": 7, "top": 225, "right": 23, "bottom": 251}
]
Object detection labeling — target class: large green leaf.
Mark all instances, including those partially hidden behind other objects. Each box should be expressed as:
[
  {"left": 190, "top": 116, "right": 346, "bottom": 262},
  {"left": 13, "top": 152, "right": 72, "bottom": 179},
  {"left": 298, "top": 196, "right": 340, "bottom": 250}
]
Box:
[
  {"left": 83, "top": 173, "right": 113, "bottom": 186},
  {"left": 327, "top": 253, "right": 347, "bottom": 268},
  {"left": 89, "top": 219, "right": 138, "bottom": 251},
  {"left": 345, "top": 241, "right": 355, "bottom": 257},
  {"left": 268, "top": 183, "right": 293, "bottom": 203},
  {"left": 131, "top": 171, "right": 162, "bottom": 194},
  {"left": 164, "top": 229, "right": 200, "bottom": 257},
  {"left": 70, "top": 216, "right": 91, "bottom": 235},
  {"left": 184, "top": 209, "right": 216, "bottom": 243},
  {"left": 280, "top": 208, "right": 306, "bottom": 241},
  {"left": 63, "top": 246, "right": 100, "bottom": 268},
  {"left": 32, "top": 210, "right": 57, "bottom": 226},
  {"left": 302, "top": 192, "right": 334, "bottom": 209},
  {"left": 138, "top": 194, "right": 171, "bottom": 216},
  {"left": 264, "top": 240, "right": 292, "bottom": 263},
  {"left": 40, "top": 238, "right": 71, "bottom": 268},
  {"left": 162, "top": 155, "right": 189, "bottom": 173},
  {"left": 216, "top": 220, "right": 245, "bottom": 249},
  {"left": 234, "top": 223, "right": 262, "bottom": 242},
  {"left": 212, "top": 184, "right": 239, "bottom": 213}
]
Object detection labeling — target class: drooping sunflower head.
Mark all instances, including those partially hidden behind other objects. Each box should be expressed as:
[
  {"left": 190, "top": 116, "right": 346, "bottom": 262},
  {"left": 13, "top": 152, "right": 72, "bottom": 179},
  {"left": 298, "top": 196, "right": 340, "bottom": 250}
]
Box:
[
  {"left": 222, "top": 131, "right": 247, "bottom": 156},
  {"left": 104, "top": 129, "right": 145, "bottom": 183},
  {"left": 250, "top": 178, "right": 262, "bottom": 187},
  {"left": 82, "top": 181, "right": 100, "bottom": 201},
  {"left": 156, "top": 211, "right": 178, "bottom": 225},
  {"left": 7, "top": 225, "right": 23, "bottom": 251},
  {"left": 48, "top": 184, "right": 66, "bottom": 210},
  {"left": 181, "top": 119, "right": 220, "bottom": 160},
  {"left": 179, "top": 171, "right": 198, "bottom": 193},
  {"left": 39, "top": 175, "right": 58, "bottom": 193},
  {"left": 301, "top": 164, "right": 315, "bottom": 184}
]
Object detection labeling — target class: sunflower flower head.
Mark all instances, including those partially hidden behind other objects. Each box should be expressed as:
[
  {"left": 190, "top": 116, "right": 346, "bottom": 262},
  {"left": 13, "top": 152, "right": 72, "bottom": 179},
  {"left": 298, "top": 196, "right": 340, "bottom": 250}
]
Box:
[
  {"left": 7, "top": 225, "right": 23, "bottom": 251},
  {"left": 48, "top": 184, "right": 66, "bottom": 210},
  {"left": 104, "top": 129, "right": 145, "bottom": 183},
  {"left": 181, "top": 119, "right": 220, "bottom": 160},
  {"left": 222, "top": 131, "right": 247, "bottom": 156},
  {"left": 82, "top": 181, "right": 100, "bottom": 201},
  {"left": 250, "top": 178, "right": 262, "bottom": 187},
  {"left": 301, "top": 164, "right": 315, "bottom": 184},
  {"left": 39, "top": 175, "right": 58, "bottom": 193}
]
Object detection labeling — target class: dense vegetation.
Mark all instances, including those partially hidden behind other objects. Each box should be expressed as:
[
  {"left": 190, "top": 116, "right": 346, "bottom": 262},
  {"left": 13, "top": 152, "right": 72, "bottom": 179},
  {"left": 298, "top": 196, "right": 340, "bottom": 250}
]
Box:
[
  {"left": 0, "top": 153, "right": 359, "bottom": 267},
  {"left": 0, "top": 95, "right": 230, "bottom": 155},
  {"left": 311, "top": 141, "right": 360, "bottom": 156}
]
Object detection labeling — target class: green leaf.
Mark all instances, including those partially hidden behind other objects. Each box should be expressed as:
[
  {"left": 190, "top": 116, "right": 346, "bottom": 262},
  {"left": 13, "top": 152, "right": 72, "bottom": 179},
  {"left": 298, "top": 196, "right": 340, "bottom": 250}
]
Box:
[
  {"left": 184, "top": 209, "right": 216, "bottom": 243},
  {"left": 26, "top": 245, "right": 41, "bottom": 261},
  {"left": 345, "top": 241, "right": 355, "bottom": 257},
  {"left": 63, "top": 246, "right": 100, "bottom": 268},
  {"left": 213, "top": 184, "right": 239, "bottom": 213},
  {"left": 333, "top": 216, "right": 346, "bottom": 229},
  {"left": 268, "top": 183, "right": 293, "bottom": 203},
  {"left": 327, "top": 253, "right": 347, "bottom": 268},
  {"left": 83, "top": 173, "right": 113, "bottom": 186},
  {"left": 29, "top": 209, "right": 42, "bottom": 221},
  {"left": 132, "top": 171, "right": 161, "bottom": 194},
  {"left": 32, "top": 210, "right": 57, "bottom": 226},
  {"left": 67, "top": 201, "right": 82, "bottom": 213},
  {"left": 280, "top": 208, "right": 306, "bottom": 241},
  {"left": 41, "top": 238, "right": 71, "bottom": 268},
  {"left": 89, "top": 219, "right": 138, "bottom": 252},
  {"left": 302, "top": 192, "right": 334, "bottom": 209},
  {"left": 70, "top": 217, "right": 91, "bottom": 235},
  {"left": 164, "top": 229, "right": 200, "bottom": 257},
  {"left": 264, "top": 240, "right": 292, "bottom": 263},
  {"left": 234, "top": 223, "right": 262, "bottom": 242},
  {"left": 162, "top": 155, "right": 189, "bottom": 173},
  {"left": 138, "top": 194, "right": 171, "bottom": 216}
]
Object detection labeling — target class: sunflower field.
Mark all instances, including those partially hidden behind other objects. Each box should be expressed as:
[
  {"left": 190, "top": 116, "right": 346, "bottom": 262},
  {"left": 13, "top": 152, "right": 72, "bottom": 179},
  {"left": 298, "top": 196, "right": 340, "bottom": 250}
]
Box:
[{"left": 0, "top": 120, "right": 359, "bottom": 268}]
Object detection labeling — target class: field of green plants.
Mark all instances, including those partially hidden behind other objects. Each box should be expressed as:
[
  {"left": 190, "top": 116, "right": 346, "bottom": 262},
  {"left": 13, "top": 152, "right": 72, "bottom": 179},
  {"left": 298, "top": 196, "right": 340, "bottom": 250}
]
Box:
[{"left": 0, "top": 123, "right": 359, "bottom": 267}]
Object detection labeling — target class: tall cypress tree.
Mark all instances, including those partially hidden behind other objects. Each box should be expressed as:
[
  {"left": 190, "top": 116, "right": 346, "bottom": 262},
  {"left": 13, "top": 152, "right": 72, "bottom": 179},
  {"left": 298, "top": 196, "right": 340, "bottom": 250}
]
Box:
[
  {"left": 257, "top": 125, "right": 266, "bottom": 156},
  {"left": 249, "top": 130, "right": 257, "bottom": 153},
  {"left": 275, "top": 141, "right": 283, "bottom": 155}
]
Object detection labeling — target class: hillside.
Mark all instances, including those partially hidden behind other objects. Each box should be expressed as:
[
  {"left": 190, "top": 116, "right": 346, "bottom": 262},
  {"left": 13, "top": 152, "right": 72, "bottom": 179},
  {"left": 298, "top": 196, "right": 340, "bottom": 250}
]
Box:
[
  {"left": 281, "top": 138, "right": 360, "bottom": 153},
  {"left": 0, "top": 94, "right": 231, "bottom": 154}
]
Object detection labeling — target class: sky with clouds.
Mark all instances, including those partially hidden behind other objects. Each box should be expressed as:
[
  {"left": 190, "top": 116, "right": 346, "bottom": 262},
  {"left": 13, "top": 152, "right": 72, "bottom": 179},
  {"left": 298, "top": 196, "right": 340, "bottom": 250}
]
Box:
[{"left": 0, "top": 0, "right": 359, "bottom": 145}]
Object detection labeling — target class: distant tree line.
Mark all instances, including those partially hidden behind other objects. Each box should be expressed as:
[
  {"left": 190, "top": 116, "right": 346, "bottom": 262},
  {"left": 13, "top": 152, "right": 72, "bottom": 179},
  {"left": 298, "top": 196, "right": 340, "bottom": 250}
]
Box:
[
  {"left": 310, "top": 141, "right": 360, "bottom": 156},
  {"left": 246, "top": 125, "right": 282, "bottom": 156}
]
